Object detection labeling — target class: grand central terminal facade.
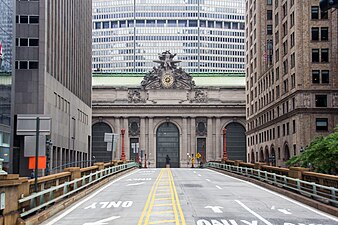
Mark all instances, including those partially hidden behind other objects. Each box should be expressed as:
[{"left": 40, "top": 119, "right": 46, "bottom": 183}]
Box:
[{"left": 91, "top": 52, "right": 246, "bottom": 167}]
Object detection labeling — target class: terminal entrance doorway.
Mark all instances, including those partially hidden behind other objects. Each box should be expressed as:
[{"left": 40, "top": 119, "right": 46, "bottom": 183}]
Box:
[{"left": 156, "top": 122, "right": 180, "bottom": 168}]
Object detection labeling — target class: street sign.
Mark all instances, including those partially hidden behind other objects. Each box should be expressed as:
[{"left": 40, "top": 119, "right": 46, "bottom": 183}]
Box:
[
  {"left": 104, "top": 133, "right": 114, "bottom": 142},
  {"left": 24, "top": 135, "right": 46, "bottom": 157},
  {"left": 17, "top": 115, "right": 51, "bottom": 135},
  {"left": 196, "top": 152, "right": 201, "bottom": 159},
  {"left": 28, "top": 156, "right": 46, "bottom": 169}
]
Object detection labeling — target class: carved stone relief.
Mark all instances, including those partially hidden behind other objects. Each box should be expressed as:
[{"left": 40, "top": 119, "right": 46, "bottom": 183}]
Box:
[
  {"left": 128, "top": 118, "right": 140, "bottom": 136},
  {"left": 190, "top": 89, "right": 208, "bottom": 103},
  {"left": 128, "top": 89, "right": 145, "bottom": 103},
  {"left": 196, "top": 117, "right": 207, "bottom": 136}
]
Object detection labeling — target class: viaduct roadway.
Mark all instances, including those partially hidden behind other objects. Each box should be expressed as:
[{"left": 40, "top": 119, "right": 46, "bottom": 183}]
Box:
[{"left": 41, "top": 168, "right": 338, "bottom": 225}]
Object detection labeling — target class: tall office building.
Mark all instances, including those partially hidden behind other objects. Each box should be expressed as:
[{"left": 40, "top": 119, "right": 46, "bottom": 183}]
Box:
[
  {"left": 13, "top": 0, "right": 92, "bottom": 175},
  {"left": 0, "top": 0, "right": 14, "bottom": 172},
  {"left": 245, "top": 0, "right": 338, "bottom": 166},
  {"left": 92, "top": 0, "right": 245, "bottom": 73}
]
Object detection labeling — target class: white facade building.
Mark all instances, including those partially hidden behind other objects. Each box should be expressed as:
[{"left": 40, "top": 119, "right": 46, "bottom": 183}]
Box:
[{"left": 92, "top": 0, "right": 245, "bottom": 73}]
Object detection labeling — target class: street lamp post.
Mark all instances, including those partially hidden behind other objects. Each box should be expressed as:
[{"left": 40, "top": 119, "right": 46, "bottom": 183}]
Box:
[
  {"left": 120, "top": 129, "right": 126, "bottom": 161},
  {"left": 223, "top": 128, "right": 228, "bottom": 161}
]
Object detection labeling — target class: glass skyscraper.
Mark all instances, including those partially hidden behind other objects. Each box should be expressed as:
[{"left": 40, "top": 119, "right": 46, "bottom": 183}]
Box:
[
  {"left": 0, "top": 0, "right": 14, "bottom": 171},
  {"left": 92, "top": 0, "right": 245, "bottom": 73}
]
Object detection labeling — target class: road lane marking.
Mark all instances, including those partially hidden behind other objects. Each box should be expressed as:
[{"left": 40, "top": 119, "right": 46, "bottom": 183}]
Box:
[
  {"left": 82, "top": 215, "right": 120, "bottom": 225},
  {"left": 152, "top": 210, "right": 174, "bottom": 214},
  {"left": 153, "top": 203, "right": 173, "bottom": 207},
  {"left": 149, "top": 220, "right": 176, "bottom": 224},
  {"left": 169, "top": 169, "right": 187, "bottom": 225},
  {"left": 215, "top": 185, "right": 222, "bottom": 190},
  {"left": 208, "top": 169, "right": 338, "bottom": 222},
  {"left": 155, "top": 197, "right": 171, "bottom": 201},
  {"left": 198, "top": 174, "right": 202, "bottom": 177},
  {"left": 206, "top": 179, "right": 211, "bottom": 182},
  {"left": 127, "top": 182, "right": 145, "bottom": 186},
  {"left": 235, "top": 200, "right": 272, "bottom": 225},
  {"left": 205, "top": 206, "right": 223, "bottom": 213},
  {"left": 44, "top": 169, "right": 139, "bottom": 225},
  {"left": 138, "top": 169, "right": 164, "bottom": 225}
]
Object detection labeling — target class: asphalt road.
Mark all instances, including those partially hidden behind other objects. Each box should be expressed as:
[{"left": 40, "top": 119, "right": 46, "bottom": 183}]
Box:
[{"left": 41, "top": 168, "right": 338, "bottom": 225}]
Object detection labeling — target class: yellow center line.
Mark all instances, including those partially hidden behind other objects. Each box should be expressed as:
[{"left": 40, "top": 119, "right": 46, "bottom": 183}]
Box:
[
  {"left": 138, "top": 169, "right": 186, "bottom": 225},
  {"left": 138, "top": 169, "right": 164, "bottom": 225},
  {"left": 169, "top": 169, "right": 186, "bottom": 225}
]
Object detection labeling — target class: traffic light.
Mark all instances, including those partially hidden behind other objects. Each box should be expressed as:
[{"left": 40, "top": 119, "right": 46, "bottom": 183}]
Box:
[{"left": 320, "top": 0, "right": 338, "bottom": 11}]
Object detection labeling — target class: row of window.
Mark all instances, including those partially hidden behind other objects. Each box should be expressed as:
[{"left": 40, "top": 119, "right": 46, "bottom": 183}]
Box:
[
  {"left": 93, "top": 35, "right": 245, "bottom": 43},
  {"left": 78, "top": 109, "right": 89, "bottom": 125},
  {"left": 54, "top": 92, "right": 70, "bottom": 115},
  {"left": 248, "top": 118, "right": 329, "bottom": 147},
  {"left": 312, "top": 49, "right": 329, "bottom": 63},
  {"left": 16, "top": 15, "right": 39, "bottom": 24},
  {"left": 15, "top": 38, "right": 39, "bottom": 47},
  {"left": 14, "top": 61, "right": 39, "bottom": 70},
  {"left": 312, "top": 70, "right": 329, "bottom": 84},
  {"left": 93, "top": 11, "right": 244, "bottom": 21},
  {"left": 94, "top": 20, "right": 245, "bottom": 30},
  {"left": 311, "top": 27, "right": 329, "bottom": 41}
]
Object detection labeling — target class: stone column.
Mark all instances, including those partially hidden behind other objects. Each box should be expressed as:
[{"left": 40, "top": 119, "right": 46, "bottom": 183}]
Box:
[
  {"left": 148, "top": 117, "right": 154, "bottom": 165},
  {"left": 140, "top": 117, "right": 146, "bottom": 161},
  {"left": 182, "top": 117, "right": 188, "bottom": 167},
  {"left": 123, "top": 117, "right": 129, "bottom": 160},
  {"left": 216, "top": 118, "right": 221, "bottom": 159},
  {"left": 115, "top": 117, "right": 120, "bottom": 160},
  {"left": 207, "top": 117, "right": 213, "bottom": 161},
  {"left": 190, "top": 117, "right": 196, "bottom": 157}
]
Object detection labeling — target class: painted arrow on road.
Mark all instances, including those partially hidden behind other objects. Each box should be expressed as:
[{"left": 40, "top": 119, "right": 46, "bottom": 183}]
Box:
[
  {"left": 205, "top": 206, "right": 224, "bottom": 213},
  {"left": 83, "top": 216, "right": 120, "bottom": 225},
  {"left": 127, "top": 182, "right": 145, "bottom": 186}
]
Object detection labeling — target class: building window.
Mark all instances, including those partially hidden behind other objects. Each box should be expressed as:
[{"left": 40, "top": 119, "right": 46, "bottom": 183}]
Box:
[
  {"left": 293, "top": 120, "right": 296, "bottom": 133},
  {"left": 19, "top": 61, "right": 28, "bottom": 69},
  {"left": 312, "top": 49, "right": 319, "bottom": 62},
  {"left": 311, "top": 27, "right": 319, "bottom": 41},
  {"left": 291, "top": 73, "right": 295, "bottom": 89},
  {"left": 267, "top": 25, "right": 273, "bottom": 35},
  {"left": 311, "top": 6, "right": 319, "bottom": 19},
  {"left": 283, "top": 124, "right": 285, "bottom": 136},
  {"left": 267, "top": 0, "right": 272, "bottom": 5},
  {"left": 291, "top": 53, "right": 295, "bottom": 68},
  {"left": 29, "top": 16, "right": 39, "bottom": 24},
  {"left": 29, "top": 39, "right": 39, "bottom": 46},
  {"left": 316, "top": 118, "right": 328, "bottom": 131},
  {"left": 312, "top": 70, "right": 320, "bottom": 83},
  {"left": 315, "top": 95, "right": 327, "bottom": 107},
  {"left": 29, "top": 61, "right": 39, "bottom": 69},
  {"left": 277, "top": 126, "right": 280, "bottom": 138},
  {"left": 321, "top": 70, "right": 329, "bottom": 83},
  {"left": 321, "top": 10, "right": 328, "bottom": 19},
  {"left": 20, "top": 15, "right": 28, "bottom": 23},
  {"left": 321, "top": 49, "right": 329, "bottom": 62},
  {"left": 267, "top": 10, "right": 273, "bottom": 20},
  {"left": 321, "top": 27, "right": 328, "bottom": 41},
  {"left": 290, "top": 32, "right": 295, "bottom": 48},
  {"left": 20, "top": 38, "right": 28, "bottom": 46}
]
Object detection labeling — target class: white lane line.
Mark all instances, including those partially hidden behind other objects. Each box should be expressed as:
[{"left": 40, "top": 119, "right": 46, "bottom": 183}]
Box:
[
  {"left": 44, "top": 170, "right": 139, "bottom": 225},
  {"left": 198, "top": 174, "right": 202, "bottom": 177},
  {"left": 235, "top": 200, "right": 272, "bottom": 225},
  {"left": 193, "top": 171, "right": 197, "bottom": 174},
  {"left": 206, "top": 179, "right": 211, "bottom": 182},
  {"left": 215, "top": 185, "right": 222, "bottom": 190},
  {"left": 208, "top": 169, "right": 338, "bottom": 222}
]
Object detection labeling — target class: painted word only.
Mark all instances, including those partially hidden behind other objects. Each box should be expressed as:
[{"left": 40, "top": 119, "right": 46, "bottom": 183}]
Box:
[{"left": 84, "top": 201, "right": 133, "bottom": 209}]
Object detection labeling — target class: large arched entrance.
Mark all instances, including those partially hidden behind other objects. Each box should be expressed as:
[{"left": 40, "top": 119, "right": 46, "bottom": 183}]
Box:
[
  {"left": 92, "top": 122, "right": 113, "bottom": 163},
  {"left": 225, "top": 122, "right": 246, "bottom": 161},
  {"left": 156, "top": 122, "right": 180, "bottom": 168}
]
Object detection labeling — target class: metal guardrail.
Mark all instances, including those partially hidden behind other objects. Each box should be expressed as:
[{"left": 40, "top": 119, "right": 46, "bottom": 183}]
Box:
[
  {"left": 19, "top": 162, "right": 138, "bottom": 217},
  {"left": 206, "top": 162, "right": 338, "bottom": 206}
]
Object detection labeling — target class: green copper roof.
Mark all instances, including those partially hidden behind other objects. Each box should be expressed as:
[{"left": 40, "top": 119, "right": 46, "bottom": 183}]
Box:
[{"left": 92, "top": 76, "right": 245, "bottom": 87}]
